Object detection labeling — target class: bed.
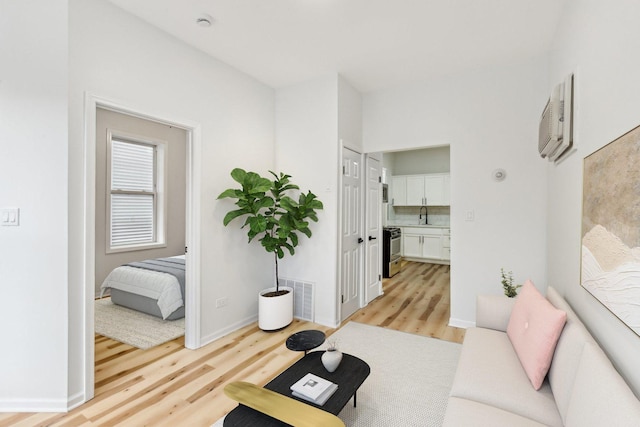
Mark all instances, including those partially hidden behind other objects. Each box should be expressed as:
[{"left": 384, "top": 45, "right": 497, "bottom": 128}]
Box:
[{"left": 100, "top": 255, "right": 185, "bottom": 320}]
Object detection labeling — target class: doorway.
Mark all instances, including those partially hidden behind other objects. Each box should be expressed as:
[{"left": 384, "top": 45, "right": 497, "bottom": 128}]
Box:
[
  {"left": 83, "top": 95, "right": 201, "bottom": 401},
  {"left": 380, "top": 145, "right": 452, "bottom": 323},
  {"left": 94, "top": 107, "right": 187, "bottom": 353}
]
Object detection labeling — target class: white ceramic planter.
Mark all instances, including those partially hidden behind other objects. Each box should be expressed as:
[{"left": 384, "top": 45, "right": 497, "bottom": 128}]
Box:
[{"left": 258, "top": 286, "right": 294, "bottom": 331}]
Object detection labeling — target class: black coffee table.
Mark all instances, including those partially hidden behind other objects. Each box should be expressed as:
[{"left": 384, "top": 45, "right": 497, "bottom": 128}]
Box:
[{"left": 224, "top": 351, "right": 370, "bottom": 426}]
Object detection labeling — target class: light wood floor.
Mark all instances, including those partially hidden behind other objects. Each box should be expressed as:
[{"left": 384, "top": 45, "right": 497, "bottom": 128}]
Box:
[{"left": 0, "top": 262, "right": 464, "bottom": 427}]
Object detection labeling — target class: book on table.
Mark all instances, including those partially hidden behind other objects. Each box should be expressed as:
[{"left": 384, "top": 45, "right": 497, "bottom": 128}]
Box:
[{"left": 290, "top": 373, "right": 338, "bottom": 405}]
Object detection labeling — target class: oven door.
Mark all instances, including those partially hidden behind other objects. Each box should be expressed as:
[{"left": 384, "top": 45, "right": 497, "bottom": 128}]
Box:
[{"left": 390, "top": 236, "right": 401, "bottom": 259}]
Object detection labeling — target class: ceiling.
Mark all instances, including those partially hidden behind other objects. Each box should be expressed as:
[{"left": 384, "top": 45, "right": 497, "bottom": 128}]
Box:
[{"left": 107, "top": 0, "right": 567, "bottom": 93}]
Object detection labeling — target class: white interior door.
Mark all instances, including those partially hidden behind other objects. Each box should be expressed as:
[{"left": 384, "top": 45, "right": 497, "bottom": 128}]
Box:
[
  {"left": 341, "top": 147, "right": 363, "bottom": 320},
  {"left": 365, "top": 156, "right": 382, "bottom": 303}
]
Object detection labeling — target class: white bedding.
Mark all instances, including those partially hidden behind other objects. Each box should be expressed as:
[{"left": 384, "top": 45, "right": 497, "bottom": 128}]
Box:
[{"left": 100, "top": 255, "right": 184, "bottom": 319}]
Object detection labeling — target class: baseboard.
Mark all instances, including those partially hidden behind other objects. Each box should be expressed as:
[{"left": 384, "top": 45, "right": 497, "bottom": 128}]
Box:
[
  {"left": 313, "top": 315, "right": 340, "bottom": 329},
  {"left": 449, "top": 317, "right": 475, "bottom": 329},
  {"left": 0, "top": 398, "right": 68, "bottom": 413},
  {"left": 67, "top": 390, "right": 86, "bottom": 411},
  {"left": 200, "top": 314, "right": 258, "bottom": 347}
]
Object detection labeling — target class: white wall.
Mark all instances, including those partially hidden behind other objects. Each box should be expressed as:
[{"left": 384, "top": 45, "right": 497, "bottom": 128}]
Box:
[
  {"left": 546, "top": 0, "right": 640, "bottom": 396},
  {"left": 275, "top": 76, "right": 340, "bottom": 327},
  {"left": 364, "top": 57, "right": 549, "bottom": 326},
  {"left": 0, "top": 0, "right": 69, "bottom": 411},
  {"left": 391, "top": 146, "right": 451, "bottom": 175},
  {"left": 68, "top": 0, "right": 275, "bottom": 405},
  {"left": 338, "top": 76, "right": 363, "bottom": 152}
]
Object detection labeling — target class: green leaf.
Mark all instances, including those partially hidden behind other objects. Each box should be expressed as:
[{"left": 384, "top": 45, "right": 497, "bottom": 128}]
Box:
[
  {"left": 299, "top": 227, "right": 312, "bottom": 238},
  {"left": 279, "top": 196, "right": 297, "bottom": 212},
  {"left": 256, "top": 196, "right": 275, "bottom": 209},
  {"left": 217, "top": 188, "right": 239, "bottom": 199},
  {"left": 223, "top": 209, "right": 249, "bottom": 226},
  {"left": 283, "top": 242, "right": 295, "bottom": 256},
  {"left": 248, "top": 216, "right": 267, "bottom": 233},
  {"left": 230, "top": 168, "right": 247, "bottom": 184}
]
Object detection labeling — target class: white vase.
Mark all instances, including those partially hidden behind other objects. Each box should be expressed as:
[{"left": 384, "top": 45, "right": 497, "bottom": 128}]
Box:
[{"left": 321, "top": 349, "right": 343, "bottom": 373}]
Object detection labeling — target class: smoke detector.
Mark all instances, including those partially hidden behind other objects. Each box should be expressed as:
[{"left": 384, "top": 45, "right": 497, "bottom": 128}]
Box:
[{"left": 196, "top": 14, "right": 213, "bottom": 27}]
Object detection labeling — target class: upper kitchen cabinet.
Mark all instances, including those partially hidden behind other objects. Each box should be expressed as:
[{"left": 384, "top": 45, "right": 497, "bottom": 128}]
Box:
[
  {"left": 391, "top": 173, "right": 450, "bottom": 206},
  {"left": 391, "top": 175, "right": 408, "bottom": 205}
]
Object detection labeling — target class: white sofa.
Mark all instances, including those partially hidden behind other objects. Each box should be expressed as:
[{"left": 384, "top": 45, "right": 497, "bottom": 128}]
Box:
[{"left": 443, "top": 287, "right": 640, "bottom": 426}]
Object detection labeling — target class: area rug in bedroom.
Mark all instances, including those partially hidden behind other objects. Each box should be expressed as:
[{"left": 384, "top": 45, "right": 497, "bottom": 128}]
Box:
[
  {"left": 212, "top": 321, "right": 461, "bottom": 427},
  {"left": 95, "top": 297, "right": 185, "bottom": 350}
]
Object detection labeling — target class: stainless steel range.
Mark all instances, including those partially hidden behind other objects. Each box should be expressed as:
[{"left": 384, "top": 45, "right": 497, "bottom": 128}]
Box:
[{"left": 383, "top": 227, "right": 402, "bottom": 278}]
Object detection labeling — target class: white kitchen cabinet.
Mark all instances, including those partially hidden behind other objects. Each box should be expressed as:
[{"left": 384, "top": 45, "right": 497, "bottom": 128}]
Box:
[
  {"left": 405, "top": 176, "right": 425, "bottom": 205},
  {"left": 424, "top": 175, "right": 445, "bottom": 205},
  {"left": 443, "top": 175, "right": 451, "bottom": 205},
  {"left": 391, "top": 173, "right": 450, "bottom": 206},
  {"left": 402, "top": 227, "right": 450, "bottom": 263},
  {"left": 402, "top": 234, "right": 423, "bottom": 258},
  {"left": 391, "top": 176, "right": 407, "bottom": 206},
  {"left": 442, "top": 228, "right": 450, "bottom": 261},
  {"left": 402, "top": 227, "right": 445, "bottom": 261}
]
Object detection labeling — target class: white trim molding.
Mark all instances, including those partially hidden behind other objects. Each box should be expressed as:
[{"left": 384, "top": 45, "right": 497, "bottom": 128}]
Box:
[{"left": 81, "top": 92, "right": 203, "bottom": 407}]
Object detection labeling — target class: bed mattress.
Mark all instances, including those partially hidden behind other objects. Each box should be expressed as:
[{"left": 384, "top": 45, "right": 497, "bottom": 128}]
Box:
[{"left": 100, "top": 255, "right": 185, "bottom": 320}]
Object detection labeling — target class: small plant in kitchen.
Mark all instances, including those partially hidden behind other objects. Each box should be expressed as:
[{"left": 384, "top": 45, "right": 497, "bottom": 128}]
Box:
[
  {"left": 501, "top": 268, "right": 522, "bottom": 298},
  {"left": 218, "top": 168, "right": 324, "bottom": 294}
]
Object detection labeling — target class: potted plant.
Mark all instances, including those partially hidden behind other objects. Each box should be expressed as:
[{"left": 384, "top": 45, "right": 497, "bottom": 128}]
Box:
[
  {"left": 501, "top": 268, "right": 522, "bottom": 298},
  {"left": 218, "top": 168, "right": 323, "bottom": 330}
]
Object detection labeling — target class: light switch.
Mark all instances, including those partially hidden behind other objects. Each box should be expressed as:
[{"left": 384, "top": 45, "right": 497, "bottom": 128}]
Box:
[
  {"left": 465, "top": 210, "right": 475, "bottom": 222},
  {"left": 1, "top": 208, "right": 19, "bottom": 226}
]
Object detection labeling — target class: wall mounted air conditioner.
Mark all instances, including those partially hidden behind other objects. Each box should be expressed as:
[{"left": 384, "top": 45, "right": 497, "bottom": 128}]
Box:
[{"left": 539, "top": 74, "right": 573, "bottom": 162}]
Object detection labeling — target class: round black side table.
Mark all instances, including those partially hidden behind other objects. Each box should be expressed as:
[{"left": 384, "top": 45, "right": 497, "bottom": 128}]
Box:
[{"left": 286, "top": 330, "right": 326, "bottom": 354}]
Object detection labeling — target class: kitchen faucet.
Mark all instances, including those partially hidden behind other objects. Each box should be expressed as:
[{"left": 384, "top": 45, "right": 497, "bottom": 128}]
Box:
[{"left": 419, "top": 206, "right": 428, "bottom": 225}]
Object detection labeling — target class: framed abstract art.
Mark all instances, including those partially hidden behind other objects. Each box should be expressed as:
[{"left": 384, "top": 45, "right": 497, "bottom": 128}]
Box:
[{"left": 581, "top": 124, "right": 640, "bottom": 336}]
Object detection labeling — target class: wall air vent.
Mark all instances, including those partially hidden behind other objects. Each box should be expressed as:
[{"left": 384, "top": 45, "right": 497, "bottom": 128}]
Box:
[
  {"left": 539, "top": 74, "right": 574, "bottom": 162},
  {"left": 279, "top": 277, "right": 314, "bottom": 322}
]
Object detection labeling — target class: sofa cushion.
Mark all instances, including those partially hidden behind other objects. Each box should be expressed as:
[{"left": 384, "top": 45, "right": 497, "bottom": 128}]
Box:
[
  {"left": 545, "top": 286, "right": 599, "bottom": 423},
  {"left": 450, "top": 327, "right": 563, "bottom": 427},
  {"left": 565, "top": 342, "right": 640, "bottom": 427},
  {"left": 507, "top": 280, "right": 567, "bottom": 390},
  {"left": 443, "top": 397, "right": 549, "bottom": 427},
  {"left": 476, "top": 294, "right": 515, "bottom": 332}
]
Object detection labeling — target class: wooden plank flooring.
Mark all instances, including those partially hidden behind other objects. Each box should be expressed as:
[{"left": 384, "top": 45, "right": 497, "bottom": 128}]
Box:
[{"left": 0, "top": 262, "right": 463, "bottom": 426}]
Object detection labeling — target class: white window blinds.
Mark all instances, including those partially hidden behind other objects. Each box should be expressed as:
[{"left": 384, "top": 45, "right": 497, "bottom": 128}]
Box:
[{"left": 110, "top": 139, "right": 156, "bottom": 247}]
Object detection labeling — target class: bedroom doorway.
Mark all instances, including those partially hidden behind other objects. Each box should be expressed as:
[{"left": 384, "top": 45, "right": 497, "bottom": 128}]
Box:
[
  {"left": 94, "top": 107, "right": 188, "bottom": 350},
  {"left": 83, "top": 95, "right": 202, "bottom": 402}
]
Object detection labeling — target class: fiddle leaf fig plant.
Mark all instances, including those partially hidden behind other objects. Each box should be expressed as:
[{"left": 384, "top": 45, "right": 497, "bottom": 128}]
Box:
[{"left": 218, "top": 168, "right": 323, "bottom": 294}]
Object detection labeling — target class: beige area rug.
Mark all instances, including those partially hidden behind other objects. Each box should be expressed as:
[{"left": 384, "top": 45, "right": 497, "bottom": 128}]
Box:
[
  {"left": 213, "top": 321, "right": 461, "bottom": 426},
  {"left": 95, "top": 297, "right": 185, "bottom": 350}
]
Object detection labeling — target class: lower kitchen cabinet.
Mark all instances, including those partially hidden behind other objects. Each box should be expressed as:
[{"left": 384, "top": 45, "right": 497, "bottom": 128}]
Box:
[
  {"left": 402, "top": 227, "right": 450, "bottom": 264},
  {"left": 442, "top": 229, "right": 451, "bottom": 261}
]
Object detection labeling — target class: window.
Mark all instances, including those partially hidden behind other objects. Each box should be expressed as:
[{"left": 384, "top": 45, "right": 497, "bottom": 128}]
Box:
[{"left": 107, "top": 132, "right": 166, "bottom": 252}]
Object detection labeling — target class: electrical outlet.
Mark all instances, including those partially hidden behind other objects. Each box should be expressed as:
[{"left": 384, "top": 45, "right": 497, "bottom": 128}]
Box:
[{"left": 216, "top": 297, "right": 228, "bottom": 308}]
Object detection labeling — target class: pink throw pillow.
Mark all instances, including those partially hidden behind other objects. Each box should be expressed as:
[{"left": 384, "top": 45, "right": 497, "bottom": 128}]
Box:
[{"left": 507, "top": 280, "right": 567, "bottom": 390}]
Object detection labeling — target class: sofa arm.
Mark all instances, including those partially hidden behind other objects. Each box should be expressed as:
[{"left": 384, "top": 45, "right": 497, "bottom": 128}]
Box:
[{"left": 476, "top": 295, "right": 516, "bottom": 332}]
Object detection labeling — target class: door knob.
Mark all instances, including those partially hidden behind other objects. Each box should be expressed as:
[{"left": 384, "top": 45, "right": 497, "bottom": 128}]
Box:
[
  {"left": 369, "top": 236, "right": 377, "bottom": 241},
  {"left": 358, "top": 237, "right": 364, "bottom": 244}
]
